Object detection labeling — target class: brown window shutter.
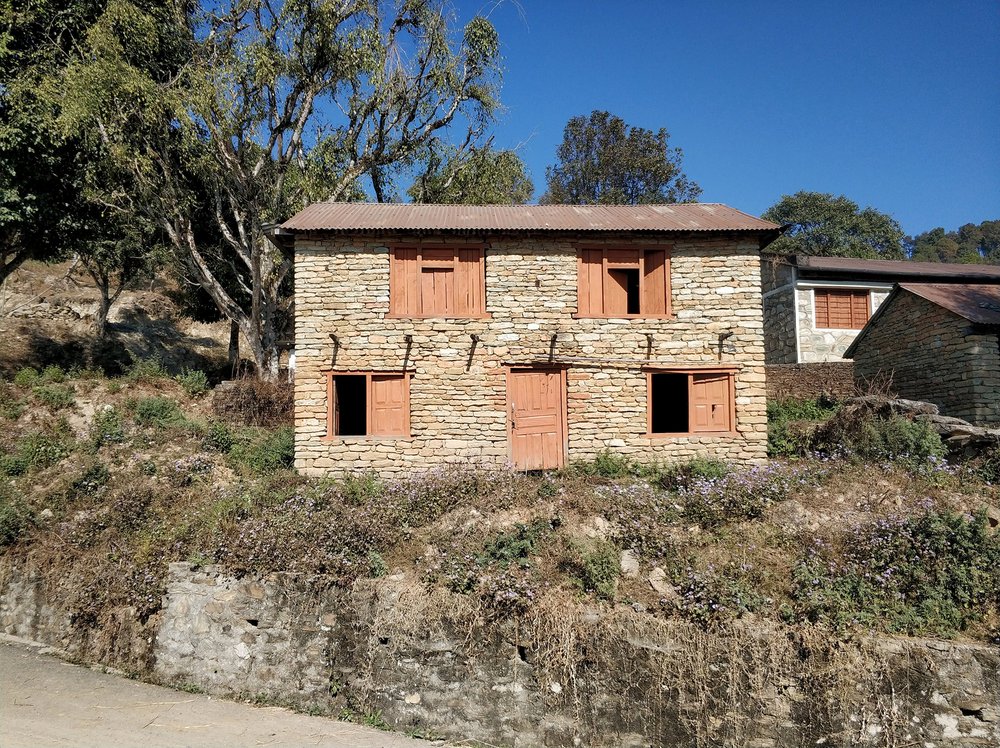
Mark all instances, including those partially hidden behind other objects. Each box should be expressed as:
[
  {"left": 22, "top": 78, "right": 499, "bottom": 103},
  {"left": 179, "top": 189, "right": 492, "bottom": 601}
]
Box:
[
  {"left": 457, "top": 248, "right": 483, "bottom": 315},
  {"left": 578, "top": 250, "right": 603, "bottom": 315},
  {"left": 369, "top": 375, "right": 408, "bottom": 436},
  {"left": 851, "top": 292, "right": 870, "bottom": 328},
  {"left": 641, "top": 250, "right": 668, "bottom": 315},
  {"left": 815, "top": 289, "right": 830, "bottom": 328},
  {"left": 689, "top": 373, "right": 732, "bottom": 433},
  {"left": 390, "top": 248, "right": 419, "bottom": 315}
]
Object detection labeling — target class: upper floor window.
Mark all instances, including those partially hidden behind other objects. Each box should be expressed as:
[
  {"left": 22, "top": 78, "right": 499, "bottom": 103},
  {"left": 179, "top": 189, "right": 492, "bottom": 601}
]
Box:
[
  {"left": 576, "top": 247, "right": 671, "bottom": 318},
  {"left": 389, "top": 246, "right": 486, "bottom": 317},
  {"left": 814, "top": 288, "right": 870, "bottom": 329}
]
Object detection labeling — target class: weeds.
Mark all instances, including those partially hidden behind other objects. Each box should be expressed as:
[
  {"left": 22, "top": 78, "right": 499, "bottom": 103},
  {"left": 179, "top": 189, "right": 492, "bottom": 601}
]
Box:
[
  {"left": 767, "top": 397, "right": 838, "bottom": 457},
  {"left": 33, "top": 383, "right": 76, "bottom": 410},
  {"left": 176, "top": 369, "right": 209, "bottom": 398},
  {"left": 227, "top": 426, "right": 294, "bottom": 474},
  {"left": 133, "top": 397, "right": 187, "bottom": 428}
]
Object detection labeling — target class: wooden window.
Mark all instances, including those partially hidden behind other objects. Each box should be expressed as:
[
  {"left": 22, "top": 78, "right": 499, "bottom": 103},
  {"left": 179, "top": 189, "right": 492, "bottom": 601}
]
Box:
[
  {"left": 576, "top": 247, "right": 671, "bottom": 318},
  {"left": 647, "top": 369, "right": 736, "bottom": 435},
  {"left": 327, "top": 372, "right": 410, "bottom": 437},
  {"left": 814, "top": 288, "right": 870, "bottom": 329},
  {"left": 390, "top": 246, "right": 485, "bottom": 317}
]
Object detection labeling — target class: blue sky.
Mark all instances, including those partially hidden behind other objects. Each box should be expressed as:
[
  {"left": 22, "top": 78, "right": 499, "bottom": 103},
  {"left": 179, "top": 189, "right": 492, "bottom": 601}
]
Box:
[{"left": 451, "top": 0, "right": 999, "bottom": 237}]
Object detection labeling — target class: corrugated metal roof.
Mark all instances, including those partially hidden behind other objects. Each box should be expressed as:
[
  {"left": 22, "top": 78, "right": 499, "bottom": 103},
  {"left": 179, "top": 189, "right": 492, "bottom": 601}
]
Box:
[
  {"left": 899, "top": 283, "right": 1000, "bottom": 326},
  {"left": 280, "top": 202, "right": 781, "bottom": 234},
  {"left": 791, "top": 255, "right": 1000, "bottom": 280}
]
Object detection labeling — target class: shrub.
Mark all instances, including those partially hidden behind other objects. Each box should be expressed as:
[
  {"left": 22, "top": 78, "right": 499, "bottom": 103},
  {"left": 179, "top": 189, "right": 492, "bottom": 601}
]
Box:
[
  {"left": 90, "top": 408, "right": 127, "bottom": 449},
  {"left": 212, "top": 378, "right": 293, "bottom": 427},
  {"left": 13, "top": 367, "right": 40, "bottom": 387},
  {"left": 570, "top": 450, "right": 636, "bottom": 478},
  {"left": 0, "top": 382, "right": 24, "bottom": 419},
  {"left": 72, "top": 462, "right": 111, "bottom": 496},
  {"left": 0, "top": 488, "right": 33, "bottom": 547},
  {"left": 228, "top": 426, "right": 294, "bottom": 474},
  {"left": 367, "top": 551, "right": 389, "bottom": 578},
  {"left": 33, "top": 383, "right": 76, "bottom": 410},
  {"left": 177, "top": 368, "right": 209, "bottom": 398},
  {"left": 657, "top": 457, "right": 730, "bottom": 491},
  {"left": 203, "top": 422, "right": 234, "bottom": 453},
  {"left": 564, "top": 538, "right": 620, "bottom": 600},
  {"left": 813, "top": 406, "right": 946, "bottom": 465},
  {"left": 791, "top": 509, "right": 1000, "bottom": 636},
  {"left": 767, "top": 397, "right": 838, "bottom": 457},
  {"left": 133, "top": 397, "right": 187, "bottom": 428},
  {"left": 674, "top": 561, "right": 765, "bottom": 626},
  {"left": 40, "top": 365, "right": 66, "bottom": 383},
  {"left": 6, "top": 432, "right": 71, "bottom": 473},
  {"left": 125, "top": 357, "right": 169, "bottom": 383}
]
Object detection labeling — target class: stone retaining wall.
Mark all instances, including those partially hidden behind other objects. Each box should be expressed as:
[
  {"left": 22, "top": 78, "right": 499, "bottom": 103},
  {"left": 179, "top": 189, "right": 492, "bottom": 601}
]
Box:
[
  {"left": 3, "top": 560, "right": 998, "bottom": 747},
  {"left": 766, "top": 362, "right": 856, "bottom": 400}
]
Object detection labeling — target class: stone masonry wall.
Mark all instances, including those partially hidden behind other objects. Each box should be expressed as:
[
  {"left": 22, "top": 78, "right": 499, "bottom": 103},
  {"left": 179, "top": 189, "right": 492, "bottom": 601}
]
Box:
[
  {"left": 760, "top": 257, "right": 797, "bottom": 364},
  {"left": 294, "top": 233, "right": 768, "bottom": 475},
  {"left": 852, "top": 291, "right": 1000, "bottom": 425},
  {"left": 765, "top": 362, "right": 856, "bottom": 400},
  {"left": 797, "top": 286, "right": 891, "bottom": 363}
]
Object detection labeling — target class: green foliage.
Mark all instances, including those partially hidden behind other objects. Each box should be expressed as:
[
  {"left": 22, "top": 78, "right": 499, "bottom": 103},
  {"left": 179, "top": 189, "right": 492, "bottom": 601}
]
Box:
[
  {"left": 176, "top": 368, "right": 209, "bottom": 398},
  {"left": 33, "top": 383, "right": 76, "bottom": 410},
  {"left": 564, "top": 538, "right": 620, "bottom": 600},
  {"left": 762, "top": 191, "right": 905, "bottom": 259},
  {"left": 0, "top": 382, "right": 25, "bottom": 419},
  {"left": 815, "top": 412, "right": 946, "bottom": 465},
  {"left": 13, "top": 367, "right": 40, "bottom": 387},
  {"left": 0, "top": 486, "right": 33, "bottom": 547},
  {"left": 40, "top": 365, "right": 66, "bottom": 383},
  {"left": 478, "top": 519, "right": 552, "bottom": 568},
  {"left": 125, "top": 357, "right": 169, "bottom": 383},
  {"left": 367, "top": 551, "right": 389, "bottom": 578},
  {"left": 339, "top": 473, "right": 385, "bottom": 506},
  {"left": 767, "top": 397, "right": 838, "bottom": 457},
  {"left": 133, "top": 396, "right": 187, "bottom": 428},
  {"left": 792, "top": 510, "right": 1000, "bottom": 635},
  {"left": 202, "top": 422, "right": 234, "bottom": 453},
  {"left": 542, "top": 110, "right": 701, "bottom": 205},
  {"left": 408, "top": 145, "right": 533, "bottom": 204},
  {"left": 90, "top": 407, "right": 126, "bottom": 449},
  {"left": 907, "top": 220, "right": 1000, "bottom": 263},
  {"left": 570, "top": 450, "right": 636, "bottom": 479},
  {"left": 657, "top": 457, "right": 730, "bottom": 491},
  {"left": 2, "top": 431, "right": 71, "bottom": 475},
  {"left": 73, "top": 462, "right": 111, "bottom": 496},
  {"left": 227, "top": 426, "right": 294, "bottom": 475},
  {"left": 675, "top": 561, "right": 766, "bottom": 626}
]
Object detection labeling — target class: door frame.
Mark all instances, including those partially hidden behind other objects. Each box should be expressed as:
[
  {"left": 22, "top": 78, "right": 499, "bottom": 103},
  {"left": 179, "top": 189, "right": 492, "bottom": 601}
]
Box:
[{"left": 504, "top": 365, "right": 569, "bottom": 470}]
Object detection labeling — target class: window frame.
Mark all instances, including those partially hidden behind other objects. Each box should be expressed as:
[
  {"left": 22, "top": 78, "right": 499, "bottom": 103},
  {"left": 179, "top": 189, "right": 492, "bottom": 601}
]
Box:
[
  {"left": 813, "top": 287, "right": 871, "bottom": 330},
  {"left": 324, "top": 370, "right": 412, "bottom": 440},
  {"left": 387, "top": 244, "right": 489, "bottom": 319},
  {"left": 573, "top": 244, "right": 674, "bottom": 319},
  {"left": 644, "top": 367, "right": 738, "bottom": 438}
]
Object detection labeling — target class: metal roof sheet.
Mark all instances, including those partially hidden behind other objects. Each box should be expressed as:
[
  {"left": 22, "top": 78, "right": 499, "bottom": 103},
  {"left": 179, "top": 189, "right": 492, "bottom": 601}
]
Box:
[
  {"left": 280, "top": 202, "right": 781, "bottom": 234},
  {"left": 899, "top": 283, "right": 1000, "bottom": 326},
  {"left": 790, "top": 255, "right": 1000, "bottom": 280}
]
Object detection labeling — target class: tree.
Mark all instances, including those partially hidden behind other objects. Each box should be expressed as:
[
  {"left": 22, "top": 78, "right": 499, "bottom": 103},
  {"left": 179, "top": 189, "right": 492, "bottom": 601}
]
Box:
[
  {"left": 906, "top": 220, "right": 1000, "bottom": 263},
  {"left": 408, "top": 140, "right": 533, "bottom": 204},
  {"left": 541, "top": 110, "right": 700, "bottom": 205},
  {"left": 761, "top": 191, "right": 905, "bottom": 259},
  {"left": 55, "top": 0, "right": 503, "bottom": 379}
]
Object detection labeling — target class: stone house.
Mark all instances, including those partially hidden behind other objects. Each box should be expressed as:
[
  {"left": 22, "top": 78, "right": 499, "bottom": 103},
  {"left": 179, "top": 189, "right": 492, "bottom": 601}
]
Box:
[
  {"left": 845, "top": 283, "right": 1000, "bottom": 426},
  {"left": 761, "top": 255, "right": 1000, "bottom": 364},
  {"left": 275, "top": 203, "right": 782, "bottom": 475}
]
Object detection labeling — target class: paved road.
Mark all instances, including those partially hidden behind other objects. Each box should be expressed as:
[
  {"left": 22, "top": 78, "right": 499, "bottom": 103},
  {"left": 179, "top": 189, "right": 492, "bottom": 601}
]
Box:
[{"left": 0, "top": 637, "right": 430, "bottom": 748}]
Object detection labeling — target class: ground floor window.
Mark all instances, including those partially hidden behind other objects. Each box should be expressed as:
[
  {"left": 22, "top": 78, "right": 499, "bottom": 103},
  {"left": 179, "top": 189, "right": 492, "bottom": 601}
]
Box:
[
  {"left": 327, "top": 371, "right": 410, "bottom": 437},
  {"left": 647, "top": 369, "right": 736, "bottom": 435}
]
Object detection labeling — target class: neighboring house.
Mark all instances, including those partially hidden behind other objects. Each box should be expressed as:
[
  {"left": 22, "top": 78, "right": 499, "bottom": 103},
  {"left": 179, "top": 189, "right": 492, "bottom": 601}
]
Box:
[
  {"left": 845, "top": 283, "right": 1000, "bottom": 426},
  {"left": 761, "top": 255, "right": 1000, "bottom": 364},
  {"left": 273, "top": 203, "right": 782, "bottom": 475}
]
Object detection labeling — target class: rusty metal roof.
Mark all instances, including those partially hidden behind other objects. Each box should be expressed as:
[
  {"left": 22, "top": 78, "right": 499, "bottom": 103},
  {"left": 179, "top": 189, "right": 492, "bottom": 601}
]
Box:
[
  {"left": 899, "top": 283, "right": 1000, "bottom": 326},
  {"left": 787, "top": 255, "right": 1000, "bottom": 281},
  {"left": 280, "top": 202, "right": 781, "bottom": 234}
]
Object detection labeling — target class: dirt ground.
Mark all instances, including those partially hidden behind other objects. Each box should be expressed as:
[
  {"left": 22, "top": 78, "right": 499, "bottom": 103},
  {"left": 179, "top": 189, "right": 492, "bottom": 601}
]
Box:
[{"left": 0, "top": 636, "right": 429, "bottom": 748}]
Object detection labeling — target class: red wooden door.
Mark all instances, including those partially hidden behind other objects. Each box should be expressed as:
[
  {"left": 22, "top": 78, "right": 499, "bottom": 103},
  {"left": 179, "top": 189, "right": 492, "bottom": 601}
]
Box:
[
  {"left": 508, "top": 369, "right": 565, "bottom": 471},
  {"left": 690, "top": 373, "right": 732, "bottom": 432}
]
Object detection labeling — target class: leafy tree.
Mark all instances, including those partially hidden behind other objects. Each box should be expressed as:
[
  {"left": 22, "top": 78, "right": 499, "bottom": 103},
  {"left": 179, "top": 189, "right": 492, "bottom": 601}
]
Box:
[
  {"left": 761, "top": 191, "right": 905, "bottom": 259},
  {"left": 408, "top": 140, "right": 533, "bottom": 204},
  {"left": 55, "top": 0, "right": 503, "bottom": 379},
  {"left": 907, "top": 220, "right": 1000, "bottom": 263},
  {"left": 541, "top": 110, "right": 700, "bottom": 205}
]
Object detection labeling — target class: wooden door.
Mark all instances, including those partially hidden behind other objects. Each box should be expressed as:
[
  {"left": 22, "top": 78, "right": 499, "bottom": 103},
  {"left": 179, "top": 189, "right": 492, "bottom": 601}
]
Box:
[
  {"left": 508, "top": 369, "right": 566, "bottom": 471},
  {"left": 690, "top": 373, "right": 732, "bottom": 432}
]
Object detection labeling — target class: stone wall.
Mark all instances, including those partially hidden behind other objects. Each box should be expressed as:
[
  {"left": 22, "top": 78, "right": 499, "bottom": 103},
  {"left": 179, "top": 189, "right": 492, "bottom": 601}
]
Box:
[
  {"left": 766, "top": 362, "right": 856, "bottom": 400},
  {"left": 796, "top": 286, "right": 891, "bottom": 364},
  {"left": 761, "top": 257, "right": 797, "bottom": 364},
  {"left": 295, "top": 233, "right": 769, "bottom": 475},
  {"left": 851, "top": 291, "right": 1000, "bottom": 425}
]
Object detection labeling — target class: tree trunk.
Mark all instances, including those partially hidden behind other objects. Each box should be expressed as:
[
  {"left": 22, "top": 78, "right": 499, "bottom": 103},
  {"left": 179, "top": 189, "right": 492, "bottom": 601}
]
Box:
[
  {"left": 93, "top": 276, "right": 112, "bottom": 339},
  {"left": 228, "top": 320, "right": 240, "bottom": 375}
]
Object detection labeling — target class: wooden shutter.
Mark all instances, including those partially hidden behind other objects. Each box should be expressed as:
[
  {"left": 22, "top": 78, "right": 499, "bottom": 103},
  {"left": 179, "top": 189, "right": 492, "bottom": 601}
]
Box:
[
  {"left": 642, "top": 250, "right": 669, "bottom": 315},
  {"left": 369, "top": 375, "right": 408, "bottom": 436},
  {"left": 850, "top": 292, "right": 870, "bottom": 328},
  {"left": 577, "top": 249, "right": 603, "bottom": 315},
  {"left": 689, "top": 373, "right": 732, "bottom": 433},
  {"left": 390, "top": 248, "right": 419, "bottom": 315},
  {"left": 457, "top": 248, "right": 483, "bottom": 315},
  {"left": 815, "top": 289, "right": 870, "bottom": 329}
]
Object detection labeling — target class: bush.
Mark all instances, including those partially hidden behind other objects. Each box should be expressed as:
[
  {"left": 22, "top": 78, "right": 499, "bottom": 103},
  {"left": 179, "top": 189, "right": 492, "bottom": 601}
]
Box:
[
  {"left": 33, "top": 383, "right": 76, "bottom": 410},
  {"left": 0, "top": 488, "right": 33, "bottom": 547},
  {"left": 0, "top": 382, "right": 24, "bottom": 419},
  {"left": 125, "top": 357, "right": 169, "bottom": 383},
  {"left": 767, "top": 397, "right": 838, "bottom": 457},
  {"left": 674, "top": 561, "right": 765, "bottom": 626},
  {"left": 791, "top": 509, "right": 1000, "bottom": 636},
  {"left": 657, "top": 457, "right": 730, "bottom": 491},
  {"left": 133, "top": 397, "right": 187, "bottom": 428},
  {"left": 5, "top": 432, "right": 71, "bottom": 473},
  {"left": 90, "top": 408, "right": 127, "bottom": 449},
  {"left": 40, "top": 365, "right": 66, "bottom": 383},
  {"left": 13, "top": 367, "right": 40, "bottom": 387},
  {"left": 570, "top": 450, "right": 636, "bottom": 478},
  {"left": 203, "top": 422, "right": 234, "bottom": 453},
  {"left": 813, "top": 403, "right": 946, "bottom": 466},
  {"left": 228, "top": 426, "right": 294, "bottom": 474},
  {"left": 73, "top": 462, "right": 111, "bottom": 496},
  {"left": 564, "top": 538, "right": 620, "bottom": 600},
  {"left": 177, "top": 368, "right": 209, "bottom": 398},
  {"left": 212, "top": 378, "right": 293, "bottom": 427}
]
